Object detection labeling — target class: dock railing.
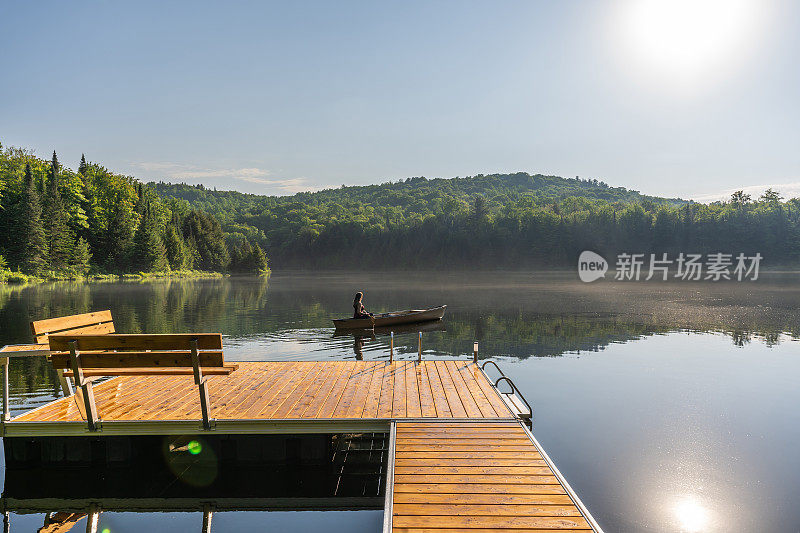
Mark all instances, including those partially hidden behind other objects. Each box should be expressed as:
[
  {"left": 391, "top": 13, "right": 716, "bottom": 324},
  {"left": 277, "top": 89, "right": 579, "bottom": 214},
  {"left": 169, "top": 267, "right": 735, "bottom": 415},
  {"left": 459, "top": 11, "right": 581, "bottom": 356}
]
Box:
[
  {"left": 0, "top": 344, "right": 52, "bottom": 422},
  {"left": 385, "top": 330, "right": 479, "bottom": 364}
]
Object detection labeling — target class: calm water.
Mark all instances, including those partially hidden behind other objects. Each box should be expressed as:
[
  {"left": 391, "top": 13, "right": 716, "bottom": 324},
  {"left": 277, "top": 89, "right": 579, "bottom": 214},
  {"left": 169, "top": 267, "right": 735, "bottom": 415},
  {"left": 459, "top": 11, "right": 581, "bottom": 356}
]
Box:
[{"left": 1, "top": 272, "right": 799, "bottom": 532}]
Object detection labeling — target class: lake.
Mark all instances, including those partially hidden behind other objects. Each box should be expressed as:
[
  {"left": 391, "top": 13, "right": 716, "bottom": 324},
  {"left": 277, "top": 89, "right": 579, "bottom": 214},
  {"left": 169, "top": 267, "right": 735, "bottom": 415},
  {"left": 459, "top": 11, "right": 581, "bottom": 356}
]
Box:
[{"left": 1, "top": 272, "right": 799, "bottom": 532}]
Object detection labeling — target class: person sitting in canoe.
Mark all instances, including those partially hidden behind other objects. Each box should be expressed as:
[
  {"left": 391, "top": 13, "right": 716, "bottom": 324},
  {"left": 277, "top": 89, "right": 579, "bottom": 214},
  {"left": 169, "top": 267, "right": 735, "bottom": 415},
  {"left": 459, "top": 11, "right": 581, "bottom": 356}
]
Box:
[{"left": 353, "top": 292, "right": 373, "bottom": 319}]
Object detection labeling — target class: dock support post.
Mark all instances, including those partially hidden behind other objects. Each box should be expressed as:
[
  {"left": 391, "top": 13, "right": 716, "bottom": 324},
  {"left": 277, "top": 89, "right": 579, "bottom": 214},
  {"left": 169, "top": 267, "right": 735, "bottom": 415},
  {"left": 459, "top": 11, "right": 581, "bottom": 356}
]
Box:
[
  {"left": 69, "top": 341, "right": 99, "bottom": 431},
  {"left": 418, "top": 332, "right": 422, "bottom": 361},
  {"left": 473, "top": 341, "right": 478, "bottom": 363},
  {"left": 85, "top": 504, "right": 100, "bottom": 533},
  {"left": 389, "top": 332, "right": 394, "bottom": 363},
  {"left": 382, "top": 420, "right": 397, "bottom": 533},
  {"left": 2, "top": 358, "right": 9, "bottom": 422},
  {"left": 191, "top": 339, "right": 212, "bottom": 430},
  {"left": 202, "top": 503, "right": 213, "bottom": 533}
]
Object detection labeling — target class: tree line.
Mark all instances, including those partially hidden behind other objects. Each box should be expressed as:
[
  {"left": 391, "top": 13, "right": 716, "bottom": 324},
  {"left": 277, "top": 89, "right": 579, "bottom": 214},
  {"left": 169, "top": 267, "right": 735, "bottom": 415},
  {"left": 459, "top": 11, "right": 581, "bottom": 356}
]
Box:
[
  {"left": 0, "top": 144, "right": 268, "bottom": 278},
  {"left": 5, "top": 141, "right": 798, "bottom": 272},
  {"left": 154, "top": 173, "right": 799, "bottom": 269}
]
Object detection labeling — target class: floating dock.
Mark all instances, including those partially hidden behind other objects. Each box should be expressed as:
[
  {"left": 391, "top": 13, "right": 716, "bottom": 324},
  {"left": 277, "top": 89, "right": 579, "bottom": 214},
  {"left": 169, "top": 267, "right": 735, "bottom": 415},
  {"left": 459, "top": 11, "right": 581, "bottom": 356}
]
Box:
[{"left": 2, "top": 360, "right": 603, "bottom": 532}]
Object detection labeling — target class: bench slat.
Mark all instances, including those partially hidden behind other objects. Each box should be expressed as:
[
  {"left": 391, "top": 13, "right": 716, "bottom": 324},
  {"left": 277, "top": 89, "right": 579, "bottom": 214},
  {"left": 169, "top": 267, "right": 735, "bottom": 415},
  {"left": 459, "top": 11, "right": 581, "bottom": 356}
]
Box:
[
  {"left": 31, "top": 310, "right": 114, "bottom": 336},
  {"left": 48, "top": 333, "right": 223, "bottom": 351},
  {"left": 63, "top": 364, "right": 238, "bottom": 377},
  {"left": 50, "top": 351, "right": 225, "bottom": 370}
]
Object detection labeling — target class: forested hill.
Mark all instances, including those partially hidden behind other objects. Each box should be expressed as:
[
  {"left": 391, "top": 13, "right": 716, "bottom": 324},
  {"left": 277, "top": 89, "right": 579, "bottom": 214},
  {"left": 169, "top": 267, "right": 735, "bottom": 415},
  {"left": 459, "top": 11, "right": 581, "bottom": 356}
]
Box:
[
  {"left": 152, "top": 172, "right": 683, "bottom": 220},
  {"left": 4, "top": 140, "right": 797, "bottom": 273},
  {"left": 153, "top": 174, "right": 800, "bottom": 269}
]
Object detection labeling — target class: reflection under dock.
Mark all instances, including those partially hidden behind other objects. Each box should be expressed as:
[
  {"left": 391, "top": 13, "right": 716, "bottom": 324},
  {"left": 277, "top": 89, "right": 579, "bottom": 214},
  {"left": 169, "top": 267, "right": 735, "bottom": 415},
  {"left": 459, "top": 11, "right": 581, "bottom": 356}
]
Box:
[{"left": 2, "top": 432, "right": 388, "bottom": 529}]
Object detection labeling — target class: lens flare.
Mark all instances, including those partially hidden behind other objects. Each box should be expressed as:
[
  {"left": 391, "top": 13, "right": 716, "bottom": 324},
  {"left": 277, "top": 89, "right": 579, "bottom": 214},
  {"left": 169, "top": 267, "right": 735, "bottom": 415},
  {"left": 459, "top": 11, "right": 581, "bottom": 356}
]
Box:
[{"left": 188, "top": 440, "right": 202, "bottom": 455}]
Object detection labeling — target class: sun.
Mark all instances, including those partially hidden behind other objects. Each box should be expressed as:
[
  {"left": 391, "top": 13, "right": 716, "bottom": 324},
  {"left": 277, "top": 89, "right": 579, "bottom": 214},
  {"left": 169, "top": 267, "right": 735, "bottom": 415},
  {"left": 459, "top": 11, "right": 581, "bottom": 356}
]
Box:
[{"left": 616, "top": 0, "right": 763, "bottom": 86}]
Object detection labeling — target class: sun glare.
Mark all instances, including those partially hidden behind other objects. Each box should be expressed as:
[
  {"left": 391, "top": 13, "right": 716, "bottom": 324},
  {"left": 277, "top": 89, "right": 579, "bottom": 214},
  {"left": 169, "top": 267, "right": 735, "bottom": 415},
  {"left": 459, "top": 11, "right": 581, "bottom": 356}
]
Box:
[
  {"left": 617, "top": 0, "right": 763, "bottom": 87},
  {"left": 673, "top": 495, "right": 711, "bottom": 532}
]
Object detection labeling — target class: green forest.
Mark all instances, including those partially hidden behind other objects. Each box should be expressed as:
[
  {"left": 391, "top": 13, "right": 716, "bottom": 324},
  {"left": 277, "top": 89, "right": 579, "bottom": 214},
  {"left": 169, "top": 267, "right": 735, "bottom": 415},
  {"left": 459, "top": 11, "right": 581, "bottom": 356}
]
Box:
[
  {"left": 4, "top": 141, "right": 800, "bottom": 275},
  {"left": 153, "top": 172, "right": 799, "bottom": 269},
  {"left": 0, "top": 144, "right": 268, "bottom": 281}
]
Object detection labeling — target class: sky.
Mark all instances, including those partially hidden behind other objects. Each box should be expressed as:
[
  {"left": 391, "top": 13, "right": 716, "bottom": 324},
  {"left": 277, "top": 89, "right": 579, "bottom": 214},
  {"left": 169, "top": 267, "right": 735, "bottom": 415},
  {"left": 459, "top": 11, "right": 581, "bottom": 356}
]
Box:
[{"left": 1, "top": 0, "right": 798, "bottom": 201}]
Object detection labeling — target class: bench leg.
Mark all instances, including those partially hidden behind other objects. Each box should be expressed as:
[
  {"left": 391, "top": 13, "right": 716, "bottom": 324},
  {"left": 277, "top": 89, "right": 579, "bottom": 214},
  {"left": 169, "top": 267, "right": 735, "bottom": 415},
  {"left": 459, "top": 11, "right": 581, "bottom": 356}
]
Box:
[
  {"left": 69, "top": 340, "right": 99, "bottom": 431},
  {"left": 57, "top": 368, "right": 74, "bottom": 397},
  {"left": 73, "top": 387, "right": 88, "bottom": 419},
  {"left": 198, "top": 380, "right": 211, "bottom": 430},
  {"left": 58, "top": 368, "right": 87, "bottom": 419},
  {"left": 80, "top": 382, "right": 99, "bottom": 431}
]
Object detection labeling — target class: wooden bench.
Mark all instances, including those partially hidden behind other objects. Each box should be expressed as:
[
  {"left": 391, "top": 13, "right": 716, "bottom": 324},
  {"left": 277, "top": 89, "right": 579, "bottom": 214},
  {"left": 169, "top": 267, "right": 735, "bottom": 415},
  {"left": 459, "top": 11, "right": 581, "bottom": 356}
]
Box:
[
  {"left": 0, "top": 311, "right": 116, "bottom": 422},
  {"left": 31, "top": 310, "right": 116, "bottom": 344},
  {"left": 48, "top": 333, "right": 237, "bottom": 431},
  {"left": 31, "top": 310, "right": 117, "bottom": 398}
]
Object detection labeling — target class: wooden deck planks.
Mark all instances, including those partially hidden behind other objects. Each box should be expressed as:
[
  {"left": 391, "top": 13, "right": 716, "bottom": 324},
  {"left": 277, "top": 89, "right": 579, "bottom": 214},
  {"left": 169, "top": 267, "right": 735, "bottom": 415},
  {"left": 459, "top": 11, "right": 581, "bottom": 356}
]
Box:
[
  {"left": 391, "top": 421, "right": 594, "bottom": 531},
  {"left": 7, "top": 359, "right": 599, "bottom": 531},
  {"left": 11, "top": 361, "right": 510, "bottom": 423}
]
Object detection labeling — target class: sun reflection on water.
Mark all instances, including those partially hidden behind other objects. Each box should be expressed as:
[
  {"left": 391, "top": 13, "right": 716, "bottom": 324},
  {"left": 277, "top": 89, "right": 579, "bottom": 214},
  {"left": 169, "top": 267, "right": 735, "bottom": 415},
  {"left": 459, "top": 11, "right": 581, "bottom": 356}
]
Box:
[{"left": 673, "top": 495, "right": 711, "bottom": 532}]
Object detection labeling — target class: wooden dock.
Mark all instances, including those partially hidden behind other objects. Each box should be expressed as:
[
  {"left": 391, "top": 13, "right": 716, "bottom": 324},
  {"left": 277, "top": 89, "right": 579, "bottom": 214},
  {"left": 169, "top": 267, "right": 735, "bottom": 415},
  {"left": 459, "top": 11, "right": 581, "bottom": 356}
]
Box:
[
  {"left": 2, "top": 360, "right": 603, "bottom": 532},
  {"left": 390, "top": 421, "right": 594, "bottom": 532}
]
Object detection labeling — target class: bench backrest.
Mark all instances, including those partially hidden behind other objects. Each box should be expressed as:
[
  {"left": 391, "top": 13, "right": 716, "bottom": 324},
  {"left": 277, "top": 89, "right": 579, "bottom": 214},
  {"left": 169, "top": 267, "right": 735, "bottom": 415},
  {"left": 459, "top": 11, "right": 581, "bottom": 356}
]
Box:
[
  {"left": 47, "top": 333, "right": 225, "bottom": 371},
  {"left": 31, "top": 310, "right": 115, "bottom": 345}
]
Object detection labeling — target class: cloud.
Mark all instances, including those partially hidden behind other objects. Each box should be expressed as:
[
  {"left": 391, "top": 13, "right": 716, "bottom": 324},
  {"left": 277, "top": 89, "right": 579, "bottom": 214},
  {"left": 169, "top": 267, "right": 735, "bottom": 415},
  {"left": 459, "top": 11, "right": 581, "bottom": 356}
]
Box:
[
  {"left": 130, "top": 162, "right": 317, "bottom": 195},
  {"left": 691, "top": 182, "right": 800, "bottom": 203}
]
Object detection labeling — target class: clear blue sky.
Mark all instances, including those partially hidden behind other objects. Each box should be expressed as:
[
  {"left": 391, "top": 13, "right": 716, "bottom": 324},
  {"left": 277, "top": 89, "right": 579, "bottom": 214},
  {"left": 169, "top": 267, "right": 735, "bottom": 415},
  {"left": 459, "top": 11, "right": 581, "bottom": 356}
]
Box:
[{"left": 2, "top": 1, "right": 798, "bottom": 200}]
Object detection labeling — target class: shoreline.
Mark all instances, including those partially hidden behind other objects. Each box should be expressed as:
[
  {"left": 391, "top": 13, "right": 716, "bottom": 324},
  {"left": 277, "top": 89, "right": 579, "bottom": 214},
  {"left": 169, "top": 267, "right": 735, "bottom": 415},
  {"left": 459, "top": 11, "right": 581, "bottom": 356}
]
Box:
[{"left": 0, "top": 269, "right": 271, "bottom": 286}]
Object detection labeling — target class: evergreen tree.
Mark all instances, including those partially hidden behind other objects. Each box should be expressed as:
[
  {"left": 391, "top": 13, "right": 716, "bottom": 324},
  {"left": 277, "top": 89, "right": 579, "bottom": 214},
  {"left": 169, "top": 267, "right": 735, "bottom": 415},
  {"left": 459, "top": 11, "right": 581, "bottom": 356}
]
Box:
[
  {"left": 229, "top": 240, "right": 244, "bottom": 271},
  {"left": 133, "top": 201, "right": 169, "bottom": 271},
  {"left": 135, "top": 183, "right": 145, "bottom": 215},
  {"left": 44, "top": 151, "right": 74, "bottom": 271},
  {"left": 164, "top": 218, "right": 190, "bottom": 270},
  {"left": 20, "top": 164, "right": 48, "bottom": 275},
  {"left": 182, "top": 210, "right": 229, "bottom": 271},
  {"left": 78, "top": 154, "right": 88, "bottom": 175},
  {"left": 70, "top": 236, "right": 92, "bottom": 275},
  {"left": 251, "top": 242, "right": 269, "bottom": 273},
  {"left": 105, "top": 201, "right": 136, "bottom": 271}
]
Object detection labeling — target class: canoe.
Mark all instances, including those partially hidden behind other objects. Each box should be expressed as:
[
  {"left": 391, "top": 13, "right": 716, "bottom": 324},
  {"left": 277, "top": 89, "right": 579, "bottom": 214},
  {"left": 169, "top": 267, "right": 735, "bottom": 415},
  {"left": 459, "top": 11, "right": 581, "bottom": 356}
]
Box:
[
  {"left": 332, "top": 305, "right": 446, "bottom": 330},
  {"left": 332, "top": 320, "right": 447, "bottom": 338}
]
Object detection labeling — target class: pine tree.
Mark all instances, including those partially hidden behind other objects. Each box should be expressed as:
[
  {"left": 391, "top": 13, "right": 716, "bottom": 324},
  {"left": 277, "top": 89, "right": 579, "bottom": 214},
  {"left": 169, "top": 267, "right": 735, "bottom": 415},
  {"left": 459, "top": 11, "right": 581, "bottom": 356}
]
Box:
[
  {"left": 164, "top": 219, "right": 189, "bottom": 270},
  {"left": 229, "top": 240, "right": 244, "bottom": 272},
  {"left": 251, "top": 242, "right": 269, "bottom": 274},
  {"left": 182, "top": 210, "right": 230, "bottom": 271},
  {"left": 106, "top": 202, "right": 135, "bottom": 271},
  {"left": 78, "top": 154, "right": 88, "bottom": 175},
  {"left": 44, "top": 152, "right": 74, "bottom": 271},
  {"left": 20, "top": 164, "right": 48, "bottom": 275},
  {"left": 135, "top": 183, "right": 145, "bottom": 215},
  {"left": 133, "top": 201, "right": 168, "bottom": 272},
  {"left": 70, "top": 236, "right": 92, "bottom": 275}
]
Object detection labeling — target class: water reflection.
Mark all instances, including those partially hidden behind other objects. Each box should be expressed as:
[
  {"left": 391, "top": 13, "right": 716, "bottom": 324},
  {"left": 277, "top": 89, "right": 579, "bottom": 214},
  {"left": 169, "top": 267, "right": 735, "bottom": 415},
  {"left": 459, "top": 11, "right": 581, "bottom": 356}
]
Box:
[
  {"left": 1, "top": 272, "right": 800, "bottom": 532},
  {"left": 673, "top": 495, "right": 711, "bottom": 532}
]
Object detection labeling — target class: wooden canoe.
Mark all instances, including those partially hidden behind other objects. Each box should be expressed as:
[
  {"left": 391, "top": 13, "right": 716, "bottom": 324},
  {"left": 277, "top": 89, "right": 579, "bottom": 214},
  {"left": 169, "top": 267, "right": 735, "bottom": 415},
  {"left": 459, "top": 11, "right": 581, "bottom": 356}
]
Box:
[
  {"left": 332, "top": 320, "right": 446, "bottom": 338},
  {"left": 332, "top": 305, "right": 446, "bottom": 330}
]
